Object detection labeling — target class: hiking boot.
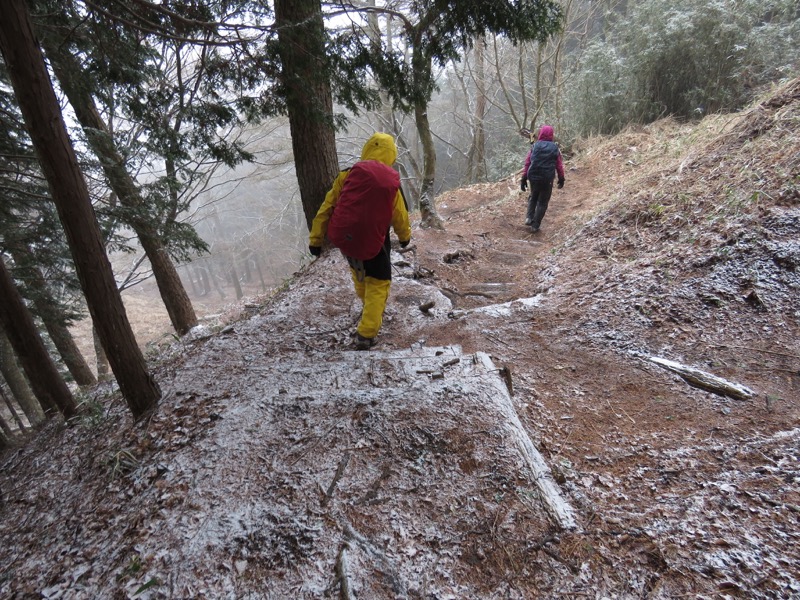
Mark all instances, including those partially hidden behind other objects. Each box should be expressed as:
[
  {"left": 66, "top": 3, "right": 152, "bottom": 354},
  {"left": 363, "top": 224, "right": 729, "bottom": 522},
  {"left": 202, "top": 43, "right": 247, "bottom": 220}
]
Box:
[{"left": 354, "top": 334, "right": 376, "bottom": 351}]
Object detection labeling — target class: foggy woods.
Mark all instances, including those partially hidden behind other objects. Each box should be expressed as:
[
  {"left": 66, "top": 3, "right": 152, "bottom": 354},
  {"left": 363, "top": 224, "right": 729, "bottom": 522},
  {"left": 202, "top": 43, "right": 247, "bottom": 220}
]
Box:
[{"left": 0, "top": 0, "right": 799, "bottom": 598}]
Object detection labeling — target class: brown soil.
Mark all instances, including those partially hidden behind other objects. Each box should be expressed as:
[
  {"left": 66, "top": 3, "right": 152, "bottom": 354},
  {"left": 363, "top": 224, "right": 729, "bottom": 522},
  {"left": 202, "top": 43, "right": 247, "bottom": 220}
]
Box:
[{"left": 1, "top": 80, "right": 799, "bottom": 599}]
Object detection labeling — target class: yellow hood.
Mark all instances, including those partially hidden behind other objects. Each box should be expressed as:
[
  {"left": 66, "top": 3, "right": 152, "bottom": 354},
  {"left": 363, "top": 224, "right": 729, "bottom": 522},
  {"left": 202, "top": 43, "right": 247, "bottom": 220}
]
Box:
[{"left": 360, "top": 132, "right": 397, "bottom": 166}]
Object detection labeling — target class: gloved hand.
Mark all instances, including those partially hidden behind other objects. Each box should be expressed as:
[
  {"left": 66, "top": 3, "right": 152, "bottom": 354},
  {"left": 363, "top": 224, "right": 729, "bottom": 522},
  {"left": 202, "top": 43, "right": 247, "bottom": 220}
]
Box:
[
  {"left": 520, "top": 178, "right": 528, "bottom": 192},
  {"left": 400, "top": 239, "right": 410, "bottom": 248},
  {"left": 309, "top": 245, "right": 321, "bottom": 257},
  {"left": 557, "top": 178, "right": 565, "bottom": 189}
]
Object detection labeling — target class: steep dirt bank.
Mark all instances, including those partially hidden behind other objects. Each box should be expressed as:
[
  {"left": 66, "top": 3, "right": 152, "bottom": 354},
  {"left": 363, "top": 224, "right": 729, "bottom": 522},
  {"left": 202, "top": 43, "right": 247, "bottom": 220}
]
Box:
[{"left": 1, "top": 80, "right": 799, "bottom": 599}]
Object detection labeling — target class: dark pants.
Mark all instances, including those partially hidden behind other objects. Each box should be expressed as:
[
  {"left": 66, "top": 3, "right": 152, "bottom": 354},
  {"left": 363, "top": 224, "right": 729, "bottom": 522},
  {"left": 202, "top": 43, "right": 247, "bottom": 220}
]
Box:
[
  {"left": 526, "top": 180, "right": 553, "bottom": 230},
  {"left": 344, "top": 233, "right": 392, "bottom": 282}
]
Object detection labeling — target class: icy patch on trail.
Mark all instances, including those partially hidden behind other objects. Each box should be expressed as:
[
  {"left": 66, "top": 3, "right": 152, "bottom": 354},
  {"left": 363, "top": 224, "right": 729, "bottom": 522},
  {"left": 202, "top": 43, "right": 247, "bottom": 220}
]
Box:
[
  {"left": 135, "top": 344, "right": 575, "bottom": 597},
  {"left": 0, "top": 343, "right": 576, "bottom": 599},
  {"left": 448, "top": 295, "right": 544, "bottom": 318}
]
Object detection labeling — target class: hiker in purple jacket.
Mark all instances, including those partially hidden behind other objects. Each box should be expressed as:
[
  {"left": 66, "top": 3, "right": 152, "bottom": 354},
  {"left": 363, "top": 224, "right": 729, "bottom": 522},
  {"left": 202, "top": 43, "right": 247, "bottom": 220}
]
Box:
[{"left": 520, "top": 125, "right": 565, "bottom": 232}]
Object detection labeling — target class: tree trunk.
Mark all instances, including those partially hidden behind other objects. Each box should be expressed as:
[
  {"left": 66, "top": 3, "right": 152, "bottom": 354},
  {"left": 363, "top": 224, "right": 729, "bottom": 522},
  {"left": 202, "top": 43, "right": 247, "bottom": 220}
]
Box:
[
  {"left": 198, "top": 262, "right": 211, "bottom": 296},
  {"left": 39, "top": 312, "right": 96, "bottom": 387},
  {"left": 0, "top": 0, "right": 160, "bottom": 419},
  {"left": 366, "top": 9, "right": 420, "bottom": 205},
  {"left": 45, "top": 46, "right": 198, "bottom": 336},
  {"left": 8, "top": 246, "right": 96, "bottom": 386},
  {"left": 492, "top": 35, "right": 523, "bottom": 129},
  {"left": 242, "top": 253, "right": 253, "bottom": 284},
  {"left": 93, "top": 325, "right": 110, "bottom": 379},
  {"left": 1, "top": 386, "right": 26, "bottom": 433},
  {"left": 0, "top": 416, "right": 11, "bottom": 450},
  {"left": 414, "top": 99, "right": 444, "bottom": 229},
  {"left": 253, "top": 255, "right": 267, "bottom": 292},
  {"left": 142, "top": 237, "right": 197, "bottom": 334},
  {"left": 34, "top": 296, "right": 96, "bottom": 387},
  {"left": 467, "top": 37, "right": 488, "bottom": 183},
  {"left": 228, "top": 251, "right": 243, "bottom": 300},
  {"left": 535, "top": 43, "right": 543, "bottom": 119},
  {"left": 205, "top": 258, "right": 226, "bottom": 299},
  {"left": 0, "top": 327, "right": 46, "bottom": 426},
  {"left": 184, "top": 263, "right": 200, "bottom": 297},
  {"left": 366, "top": 1, "right": 395, "bottom": 130},
  {"left": 0, "top": 257, "right": 76, "bottom": 419},
  {"left": 274, "top": 0, "right": 340, "bottom": 229}
]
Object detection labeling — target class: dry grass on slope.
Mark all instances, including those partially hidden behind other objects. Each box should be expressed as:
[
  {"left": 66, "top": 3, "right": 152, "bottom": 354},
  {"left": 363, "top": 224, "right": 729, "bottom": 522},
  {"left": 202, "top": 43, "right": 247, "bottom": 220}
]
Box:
[
  {"left": 534, "top": 77, "right": 800, "bottom": 366},
  {"left": 580, "top": 77, "right": 800, "bottom": 252}
]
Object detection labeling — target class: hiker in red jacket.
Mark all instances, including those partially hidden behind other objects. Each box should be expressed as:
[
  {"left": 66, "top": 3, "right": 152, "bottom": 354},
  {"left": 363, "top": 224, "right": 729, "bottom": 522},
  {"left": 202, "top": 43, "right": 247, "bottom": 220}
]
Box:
[
  {"left": 520, "top": 125, "right": 565, "bottom": 232},
  {"left": 308, "top": 133, "right": 412, "bottom": 350}
]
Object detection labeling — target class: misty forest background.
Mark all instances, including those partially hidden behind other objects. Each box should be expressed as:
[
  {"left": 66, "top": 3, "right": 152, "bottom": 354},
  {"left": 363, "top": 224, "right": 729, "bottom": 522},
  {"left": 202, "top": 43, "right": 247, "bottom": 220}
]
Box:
[{"left": 0, "top": 0, "right": 798, "bottom": 439}]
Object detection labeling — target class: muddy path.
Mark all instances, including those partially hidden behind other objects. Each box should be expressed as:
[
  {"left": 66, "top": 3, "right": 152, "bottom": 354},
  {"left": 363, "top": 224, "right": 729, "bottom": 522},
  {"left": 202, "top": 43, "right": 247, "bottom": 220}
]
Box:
[
  {"left": 2, "top": 104, "right": 799, "bottom": 598},
  {"left": 382, "top": 131, "right": 800, "bottom": 597}
]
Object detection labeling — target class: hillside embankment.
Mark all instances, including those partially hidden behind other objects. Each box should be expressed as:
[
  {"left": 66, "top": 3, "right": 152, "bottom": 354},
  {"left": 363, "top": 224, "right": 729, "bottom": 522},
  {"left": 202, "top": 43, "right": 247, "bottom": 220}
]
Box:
[{"left": 1, "top": 79, "right": 798, "bottom": 599}]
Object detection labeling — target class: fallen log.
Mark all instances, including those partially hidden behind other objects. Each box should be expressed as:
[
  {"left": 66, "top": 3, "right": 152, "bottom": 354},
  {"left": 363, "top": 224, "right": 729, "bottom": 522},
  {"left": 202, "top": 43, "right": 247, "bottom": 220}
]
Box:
[
  {"left": 640, "top": 354, "right": 755, "bottom": 400},
  {"left": 474, "top": 352, "right": 578, "bottom": 531},
  {"left": 335, "top": 542, "right": 353, "bottom": 600}
]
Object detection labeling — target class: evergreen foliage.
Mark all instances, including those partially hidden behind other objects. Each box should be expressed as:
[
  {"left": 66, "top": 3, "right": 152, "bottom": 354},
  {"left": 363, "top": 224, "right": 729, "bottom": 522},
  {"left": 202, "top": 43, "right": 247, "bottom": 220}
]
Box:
[
  {"left": 0, "top": 67, "right": 85, "bottom": 326},
  {"left": 348, "top": 0, "right": 564, "bottom": 110},
  {"left": 27, "top": 0, "right": 264, "bottom": 263},
  {"left": 567, "top": 0, "right": 800, "bottom": 134}
]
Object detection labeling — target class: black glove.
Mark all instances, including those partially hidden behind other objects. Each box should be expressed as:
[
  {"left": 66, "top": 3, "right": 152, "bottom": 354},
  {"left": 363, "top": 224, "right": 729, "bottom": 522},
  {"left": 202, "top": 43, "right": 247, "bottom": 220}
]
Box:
[
  {"left": 309, "top": 245, "right": 321, "bottom": 257},
  {"left": 557, "top": 178, "right": 565, "bottom": 189},
  {"left": 520, "top": 178, "right": 528, "bottom": 192},
  {"left": 400, "top": 239, "right": 410, "bottom": 248}
]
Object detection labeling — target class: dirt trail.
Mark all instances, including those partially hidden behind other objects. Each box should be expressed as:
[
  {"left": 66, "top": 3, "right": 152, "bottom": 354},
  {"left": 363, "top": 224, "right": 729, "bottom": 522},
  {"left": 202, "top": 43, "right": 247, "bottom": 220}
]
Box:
[
  {"left": 380, "top": 132, "right": 800, "bottom": 597},
  {"left": 2, "top": 105, "right": 800, "bottom": 598}
]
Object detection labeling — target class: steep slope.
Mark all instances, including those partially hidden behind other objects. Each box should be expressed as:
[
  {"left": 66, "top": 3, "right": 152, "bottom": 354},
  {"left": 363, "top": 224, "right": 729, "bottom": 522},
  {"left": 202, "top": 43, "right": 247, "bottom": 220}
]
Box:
[{"left": 1, "top": 79, "right": 799, "bottom": 599}]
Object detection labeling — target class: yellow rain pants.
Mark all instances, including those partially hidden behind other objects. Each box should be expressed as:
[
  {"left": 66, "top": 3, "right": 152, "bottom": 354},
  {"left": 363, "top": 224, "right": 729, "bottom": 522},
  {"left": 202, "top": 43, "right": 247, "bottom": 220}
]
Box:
[{"left": 346, "top": 236, "right": 393, "bottom": 340}]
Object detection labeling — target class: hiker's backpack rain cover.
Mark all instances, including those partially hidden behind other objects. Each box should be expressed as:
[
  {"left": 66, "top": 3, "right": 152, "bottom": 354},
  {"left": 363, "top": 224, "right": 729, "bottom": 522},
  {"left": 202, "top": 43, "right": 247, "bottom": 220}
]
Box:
[{"left": 327, "top": 160, "right": 400, "bottom": 260}]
